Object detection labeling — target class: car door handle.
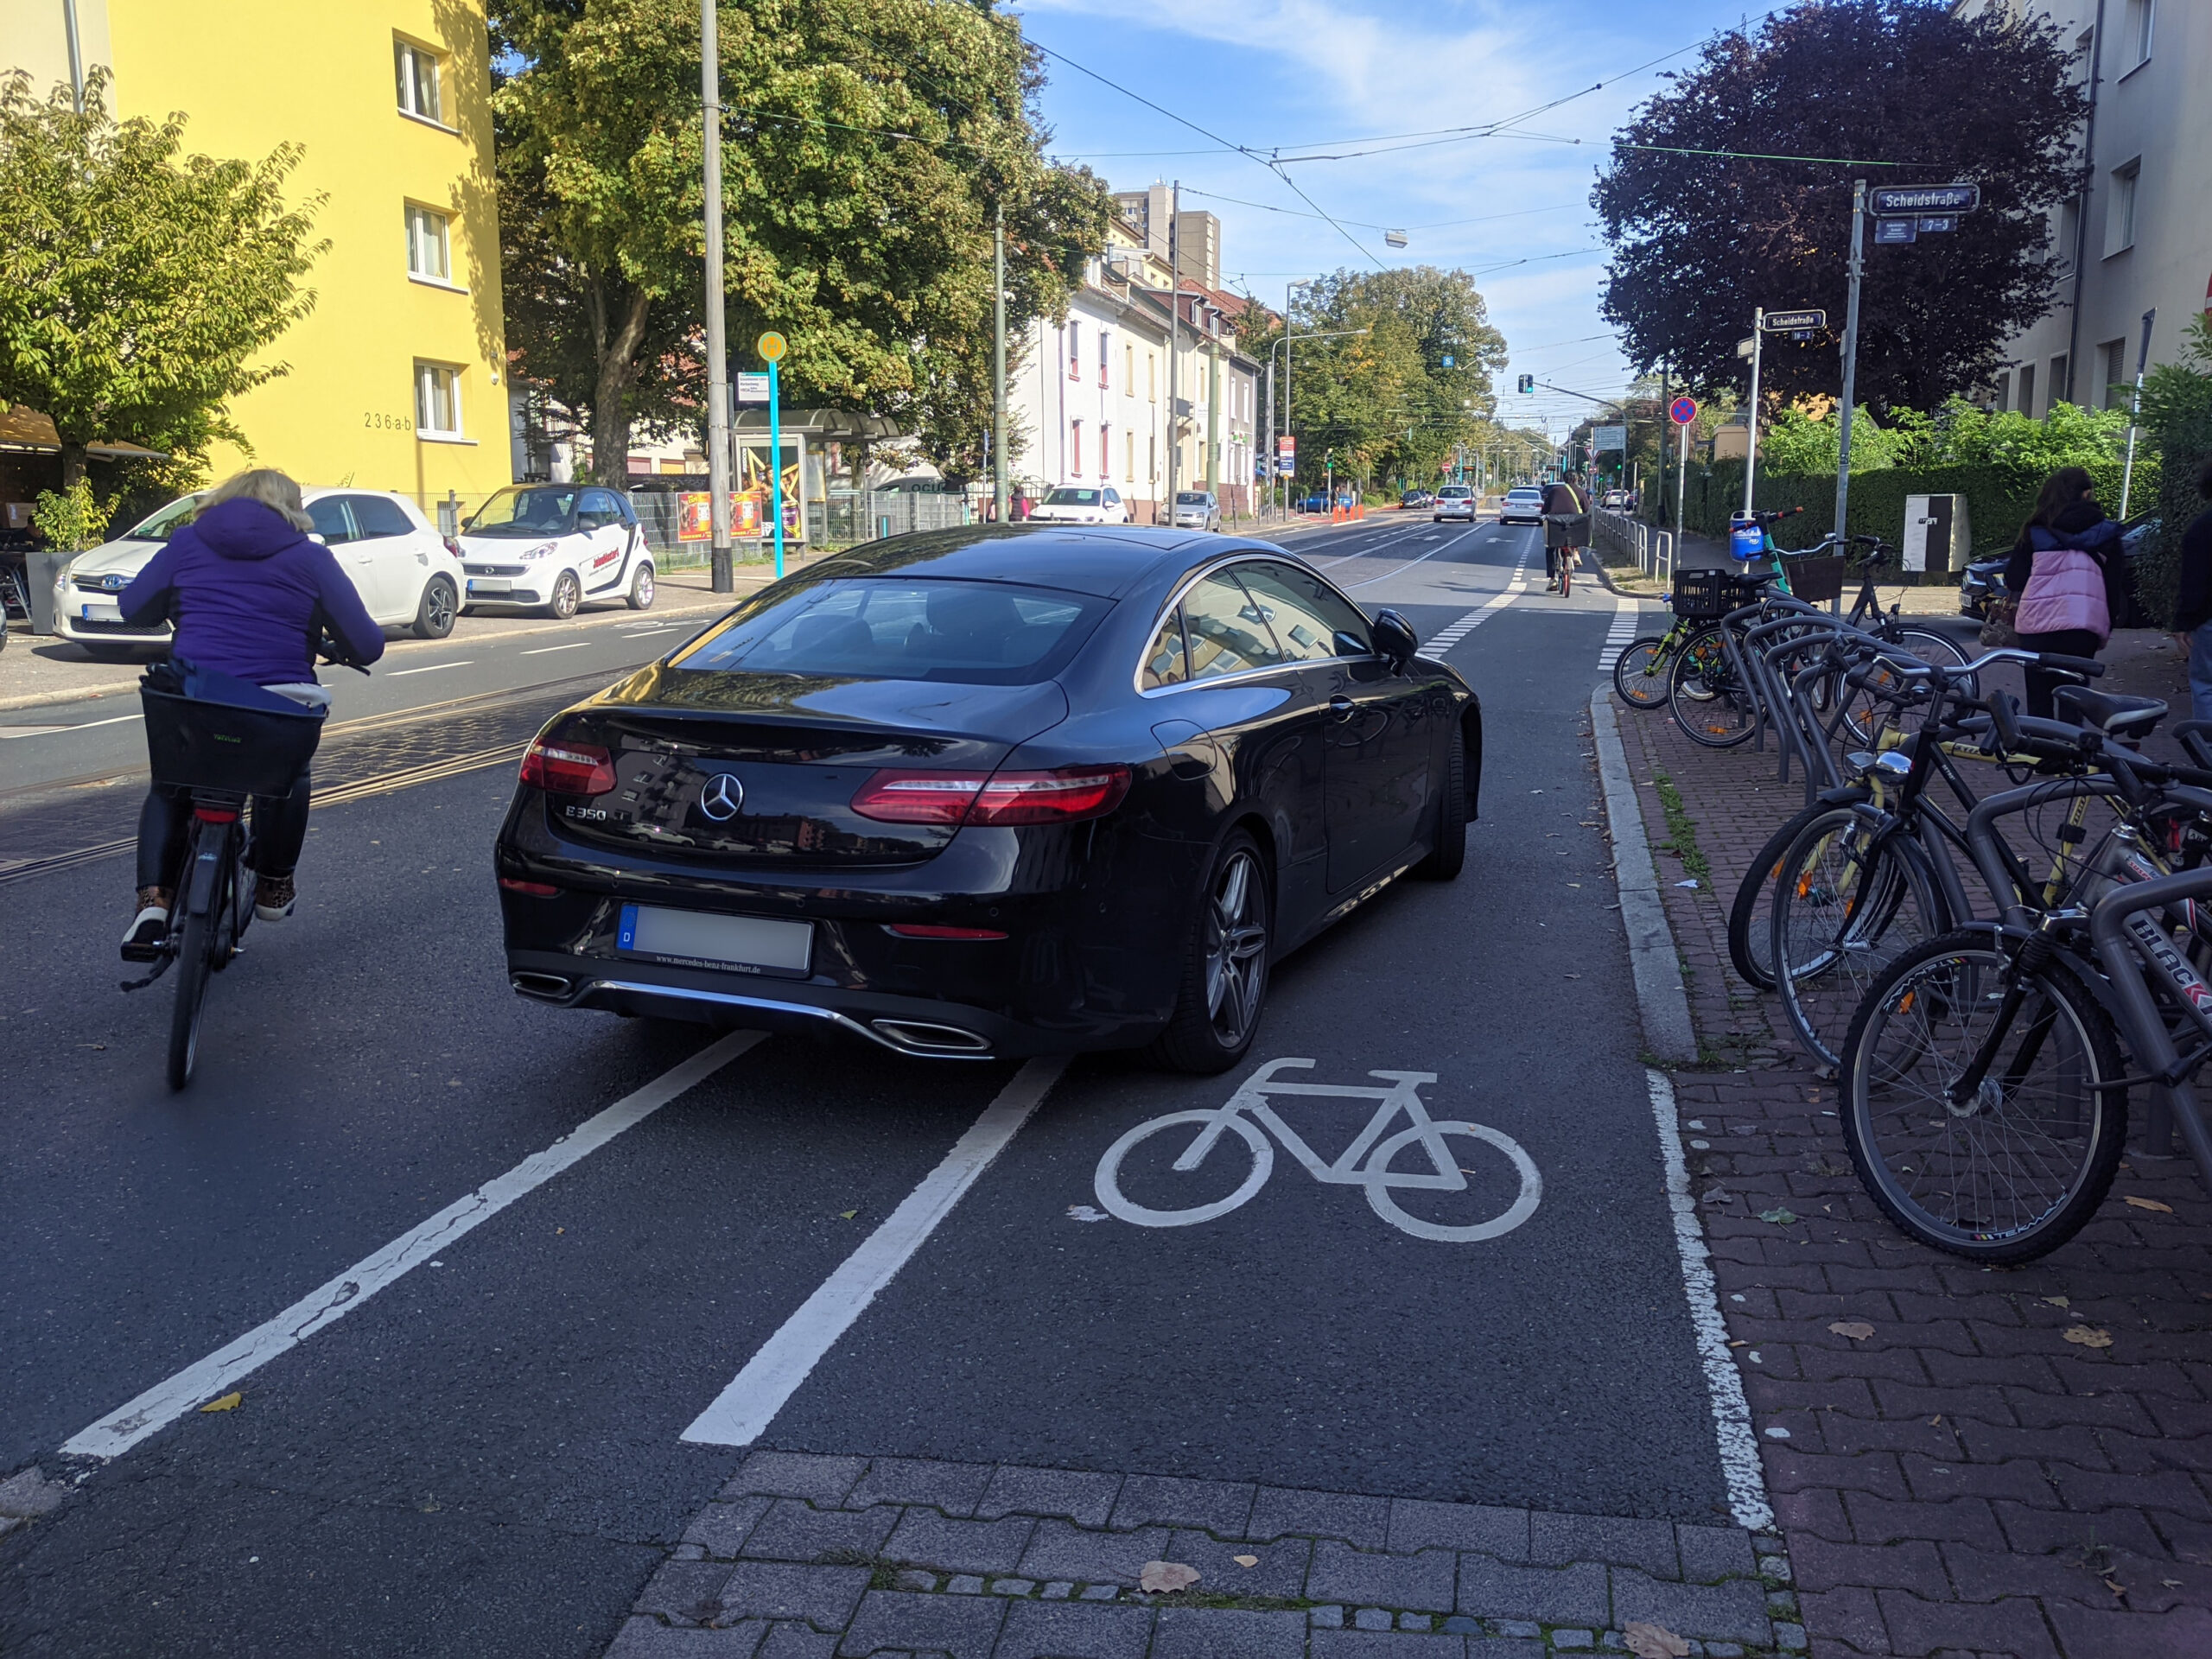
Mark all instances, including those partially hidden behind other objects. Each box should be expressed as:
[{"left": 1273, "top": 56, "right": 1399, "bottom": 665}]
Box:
[{"left": 1328, "top": 696, "right": 1357, "bottom": 721}]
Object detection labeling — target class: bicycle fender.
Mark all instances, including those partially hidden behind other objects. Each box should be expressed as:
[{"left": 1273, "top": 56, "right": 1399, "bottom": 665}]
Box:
[
  {"left": 1815, "top": 781, "right": 1872, "bottom": 806},
  {"left": 183, "top": 838, "right": 227, "bottom": 914}
]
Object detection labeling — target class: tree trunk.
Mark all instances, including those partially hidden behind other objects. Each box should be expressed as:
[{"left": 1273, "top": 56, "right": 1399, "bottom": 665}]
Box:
[
  {"left": 588, "top": 285, "right": 654, "bottom": 486},
  {"left": 60, "top": 442, "right": 88, "bottom": 488}
]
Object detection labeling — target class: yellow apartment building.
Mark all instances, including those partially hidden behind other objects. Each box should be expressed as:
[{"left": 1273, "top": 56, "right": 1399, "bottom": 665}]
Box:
[{"left": 2, "top": 0, "right": 512, "bottom": 507}]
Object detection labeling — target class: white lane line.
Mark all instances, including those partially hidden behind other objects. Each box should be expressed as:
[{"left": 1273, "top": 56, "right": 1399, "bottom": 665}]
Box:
[
  {"left": 385, "top": 660, "right": 476, "bottom": 677},
  {"left": 0, "top": 712, "right": 143, "bottom": 740},
  {"left": 1306, "top": 521, "right": 1433, "bottom": 569},
  {"left": 63, "top": 1030, "right": 766, "bottom": 1460},
  {"left": 1645, "top": 1067, "right": 1776, "bottom": 1532},
  {"left": 520, "top": 642, "right": 592, "bottom": 655},
  {"left": 1418, "top": 547, "right": 1534, "bottom": 657},
  {"left": 1599, "top": 591, "right": 1644, "bottom": 672},
  {"left": 1341, "top": 520, "right": 1494, "bottom": 589},
  {"left": 683, "top": 1056, "right": 1068, "bottom": 1446}
]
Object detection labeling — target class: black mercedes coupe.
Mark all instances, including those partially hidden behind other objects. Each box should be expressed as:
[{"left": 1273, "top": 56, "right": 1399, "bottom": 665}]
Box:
[{"left": 493, "top": 526, "right": 1483, "bottom": 1072}]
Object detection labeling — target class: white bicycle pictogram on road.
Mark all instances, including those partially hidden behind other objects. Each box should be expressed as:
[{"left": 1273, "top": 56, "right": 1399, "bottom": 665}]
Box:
[{"left": 1093, "top": 1058, "right": 1541, "bottom": 1243}]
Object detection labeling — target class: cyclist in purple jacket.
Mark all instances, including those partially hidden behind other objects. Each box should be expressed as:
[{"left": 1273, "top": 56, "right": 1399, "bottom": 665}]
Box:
[{"left": 117, "top": 470, "right": 385, "bottom": 955}]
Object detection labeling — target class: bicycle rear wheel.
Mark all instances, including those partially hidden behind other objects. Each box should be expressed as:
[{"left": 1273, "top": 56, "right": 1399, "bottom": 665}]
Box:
[
  {"left": 1669, "top": 625, "right": 1759, "bottom": 747},
  {"left": 1612, "top": 635, "right": 1672, "bottom": 709},
  {"left": 1770, "top": 806, "right": 1948, "bottom": 1071},
  {"left": 1840, "top": 934, "right": 2126, "bottom": 1262},
  {"left": 1728, "top": 798, "right": 1854, "bottom": 992},
  {"left": 167, "top": 905, "right": 214, "bottom": 1090},
  {"left": 1839, "top": 629, "right": 1975, "bottom": 745}
]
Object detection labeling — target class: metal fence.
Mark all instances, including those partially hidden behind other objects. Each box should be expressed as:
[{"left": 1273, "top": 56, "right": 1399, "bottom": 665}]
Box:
[{"left": 1592, "top": 508, "right": 1675, "bottom": 585}]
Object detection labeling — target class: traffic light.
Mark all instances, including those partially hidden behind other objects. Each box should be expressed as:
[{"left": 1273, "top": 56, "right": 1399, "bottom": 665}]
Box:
[{"left": 1516, "top": 374, "right": 1535, "bottom": 394}]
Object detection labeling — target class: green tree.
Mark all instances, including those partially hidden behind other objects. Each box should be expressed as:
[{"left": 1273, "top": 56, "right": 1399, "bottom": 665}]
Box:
[
  {"left": 2133, "top": 313, "right": 2212, "bottom": 626},
  {"left": 0, "top": 70, "right": 325, "bottom": 486},
  {"left": 493, "top": 0, "right": 1110, "bottom": 486},
  {"left": 1592, "top": 0, "right": 2085, "bottom": 414},
  {"left": 1254, "top": 265, "right": 1508, "bottom": 487}
]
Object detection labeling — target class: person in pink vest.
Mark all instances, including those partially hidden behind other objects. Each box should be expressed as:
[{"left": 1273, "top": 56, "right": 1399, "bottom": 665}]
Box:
[{"left": 2005, "top": 466, "right": 2122, "bottom": 718}]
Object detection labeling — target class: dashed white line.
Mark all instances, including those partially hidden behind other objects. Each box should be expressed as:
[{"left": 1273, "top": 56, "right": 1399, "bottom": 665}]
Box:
[
  {"left": 385, "top": 660, "right": 475, "bottom": 677},
  {"left": 683, "top": 1057, "right": 1068, "bottom": 1446},
  {"left": 520, "top": 642, "right": 592, "bottom": 655},
  {"left": 1419, "top": 547, "right": 1534, "bottom": 657},
  {"left": 61, "top": 1031, "right": 766, "bottom": 1460},
  {"left": 0, "top": 712, "right": 143, "bottom": 740},
  {"left": 1599, "top": 592, "right": 1645, "bottom": 673}
]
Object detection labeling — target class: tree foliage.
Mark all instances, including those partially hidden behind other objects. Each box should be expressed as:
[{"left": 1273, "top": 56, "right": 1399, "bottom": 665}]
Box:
[
  {"left": 1248, "top": 265, "right": 1508, "bottom": 486},
  {"left": 1761, "top": 395, "right": 2138, "bottom": 474},
  {"left": 493, "top": 0, "right": 1111, "bottom": 484},
  {"left": 0, "top": 70, "right": 325, "bottom": 484},
  {"left": 1592, "top": 0, "right": 2084, "bottom": 415}
]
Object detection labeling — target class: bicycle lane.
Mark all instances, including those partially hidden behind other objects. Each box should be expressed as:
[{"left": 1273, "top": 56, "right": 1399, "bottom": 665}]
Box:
[{"left": 699, "top": 524, "right": 1738, "bottom": 1523}]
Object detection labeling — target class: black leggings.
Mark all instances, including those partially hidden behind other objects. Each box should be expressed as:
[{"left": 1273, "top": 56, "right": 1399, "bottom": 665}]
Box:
[
  {"left": 2016, "top": 629, "right": 2103, "bottom": 721},
  {"left": 137, "top": 770, "right": 311, "bottom": 891}
]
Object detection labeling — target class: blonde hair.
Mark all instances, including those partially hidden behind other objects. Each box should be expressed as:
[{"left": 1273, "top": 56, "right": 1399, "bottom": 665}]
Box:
[{"left": 205, "top": 468, "right": 315, "bottom": 532}]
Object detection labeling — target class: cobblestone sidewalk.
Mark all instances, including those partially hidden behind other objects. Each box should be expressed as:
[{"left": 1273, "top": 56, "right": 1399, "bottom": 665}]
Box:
[
  {"left": 1614, "top": 688, "right": 2212, "bottom": 1659},
  {"left": 608, "top": 1451, "right": 1799, "bottom": 1659}
]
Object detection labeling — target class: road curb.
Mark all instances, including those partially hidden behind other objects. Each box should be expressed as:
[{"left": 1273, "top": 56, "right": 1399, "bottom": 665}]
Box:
[{"left": 1588, "top": 685, "right": 1700, "bottom": 1065}]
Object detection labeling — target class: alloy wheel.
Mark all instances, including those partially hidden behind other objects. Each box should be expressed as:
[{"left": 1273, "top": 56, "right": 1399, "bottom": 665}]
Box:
[{"left": 1204, "top": 850, "right": 1268, "bottom": 1046}]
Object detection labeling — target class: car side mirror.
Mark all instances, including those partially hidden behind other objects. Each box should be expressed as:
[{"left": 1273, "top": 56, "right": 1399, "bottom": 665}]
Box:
[{"left": 1370, "top": 609, "right": 1418, "bottom": 670}]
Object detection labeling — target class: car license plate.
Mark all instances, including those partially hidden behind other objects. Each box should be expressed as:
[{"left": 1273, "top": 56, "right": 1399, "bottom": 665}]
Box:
[
  {"left": 616, "top": 904, "right": 811, "bottom": 976},
  {"left": 467, "top": 578, "right": 510, "bottom": 594},
  {"left": 79, "top": 601, "right": 121, "bottom": 622}
]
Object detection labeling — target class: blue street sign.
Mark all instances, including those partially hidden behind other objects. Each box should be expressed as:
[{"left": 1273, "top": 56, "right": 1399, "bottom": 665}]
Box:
[
  {"left": 1916, "top": 214, "right": 1958, "bottom": 234},
  {"left": 1870, "top": 182, "right": 1979, "bottom": 214},
  {"left": 1874, "top": 217, "right": 1918, "bottom": 245}
]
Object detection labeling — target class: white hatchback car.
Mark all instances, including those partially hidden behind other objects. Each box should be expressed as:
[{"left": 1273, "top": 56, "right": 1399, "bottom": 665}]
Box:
[
  {"left": 454, "top": 484, "right": 655, "bottom": 618},
  {"left": 1433, "top": 485, "right": 1477, "bottom": 523},
  {"left": 53, "top": 489, "right": 465, "bottom": 660},
  {"left": 1026, "top": 485, "right": 1132, "bottom": 525}
]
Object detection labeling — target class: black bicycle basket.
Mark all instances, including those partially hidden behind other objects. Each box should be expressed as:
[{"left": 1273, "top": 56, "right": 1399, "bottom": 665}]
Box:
[
  {"left": 1783, "top": 554, "right": 1847, "bottom": 605},
  {"left": 142, "top": 686, "right": 324, "bottom": 798},
  {"left": 1670, "top": 567, "right": 1767, "bottom": 620}
]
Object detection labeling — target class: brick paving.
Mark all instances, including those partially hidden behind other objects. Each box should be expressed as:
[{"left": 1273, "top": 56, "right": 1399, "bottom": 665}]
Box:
[
  {"left": 1613, "top": 674, "right": 2212, "bottom": 1659},
  {"left": 609, "top": 1452, "right": 1794, "bottom": 1658}
]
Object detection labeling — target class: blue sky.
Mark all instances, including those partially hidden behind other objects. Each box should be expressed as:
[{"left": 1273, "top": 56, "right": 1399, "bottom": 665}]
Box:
[{"left": 1016, "top": 0, "right": 1788, "bottom": 440}]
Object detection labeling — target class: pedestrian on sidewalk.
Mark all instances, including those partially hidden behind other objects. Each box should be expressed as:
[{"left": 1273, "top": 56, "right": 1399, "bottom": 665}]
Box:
[
  {"left": 2167, "top": 456, "right": 2212, "bottom": 721},
  {"left": 2006, "top": 466, "right": 2121, "bottom": 718},
  {"left": 1541, "top": 474, "right": 1588, "bottom": 591}
]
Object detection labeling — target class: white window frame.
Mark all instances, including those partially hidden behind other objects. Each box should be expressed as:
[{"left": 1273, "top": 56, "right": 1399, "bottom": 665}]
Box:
[
  {"left": 414, "top": 361, "right": 467, "bottom": 441},
  {"left": 404, "top": 201, "right": 454, "bottom": 285},
  {"left": 2105, "top": 158, "right": 2139, "bottom": 257},
  {"left": 394, "top": 37, "right": 448, "bottom": 129},
  {"left": 2119, "top": 0, "right": 2154, "bottom": 76}
]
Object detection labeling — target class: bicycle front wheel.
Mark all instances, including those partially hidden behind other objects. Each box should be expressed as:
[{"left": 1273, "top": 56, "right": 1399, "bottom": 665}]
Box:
[
  {"left": 1839, "top": 629, "right": 1976, "bottom": 745},
  {"left": 1094, "top": 1110, "right": 1272, "bottom": 1227},
  {"left": 1669, "top": 626, "right": 1759, "bottom": 747},
  {"left": 1728, "top": 797, "right": 1858, "bottom": 992},
  {"left": 1770, "top": 806, "right": 1948, "bottom": 1071},
  {"left": 1612, "top": 635, "right": 1673, "bottom": 709},
  {"left": 1840, "top": 934, "right": 2126, "bottom": 1263}
]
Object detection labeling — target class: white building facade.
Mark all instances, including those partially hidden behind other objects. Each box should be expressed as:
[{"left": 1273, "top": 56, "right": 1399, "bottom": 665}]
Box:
[{"left": 1954, "top": 0, "right": 2212, "bottom": 416}]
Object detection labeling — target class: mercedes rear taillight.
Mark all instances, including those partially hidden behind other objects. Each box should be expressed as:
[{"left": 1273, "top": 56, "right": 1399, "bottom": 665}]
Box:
[
  {"left": 520, "top": 739, "right": 616, "bottom": 795},
  {"left": 851, "top": 765, "right": 1131, "bottom": 827}
]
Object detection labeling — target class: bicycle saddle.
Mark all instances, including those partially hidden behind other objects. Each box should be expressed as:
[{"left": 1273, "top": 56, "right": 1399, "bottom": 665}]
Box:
[{"left": 2053, "top": 684, "right": 2166, "bottom": 741}]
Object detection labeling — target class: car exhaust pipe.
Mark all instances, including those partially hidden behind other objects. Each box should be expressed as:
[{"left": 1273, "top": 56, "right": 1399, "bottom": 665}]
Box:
[
  {"left": 511, "top": 971, "right": 573, "bottom": 1000},
  {"left": 869, "top": 1019, "right": 993, "bottom": 1055}
]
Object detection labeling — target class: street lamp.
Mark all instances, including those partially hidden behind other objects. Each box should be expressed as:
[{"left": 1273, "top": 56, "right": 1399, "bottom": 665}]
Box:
[{"left": 1270, "top": 323, "right": 1368, "bottom": 516}]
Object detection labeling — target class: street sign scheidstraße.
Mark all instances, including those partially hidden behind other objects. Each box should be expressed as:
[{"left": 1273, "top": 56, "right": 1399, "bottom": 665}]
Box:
[
  {"left": 1761, "top": 308, "right": 1827, "bottom": 333},
  {"left": 1870, "top": 182, "right": 1980, "bottom": 215}
]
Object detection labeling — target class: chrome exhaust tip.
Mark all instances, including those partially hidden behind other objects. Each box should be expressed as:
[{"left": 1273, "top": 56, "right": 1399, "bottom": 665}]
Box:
[
  {"left": 512, "top": 971, "right": 573, "bottom": 1000},
  {"left": 869, "top": 1019, "right": 993, "bottom": 1055}
]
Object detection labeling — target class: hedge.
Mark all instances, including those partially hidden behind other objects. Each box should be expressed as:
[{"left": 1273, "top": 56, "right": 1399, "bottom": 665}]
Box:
[{"left": 1643, "top": 454, "right": 2155, "bottom": 573}]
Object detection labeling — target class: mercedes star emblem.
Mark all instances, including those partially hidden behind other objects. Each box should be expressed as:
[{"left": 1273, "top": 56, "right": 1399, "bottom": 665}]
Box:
[{"left": 699, "top": 772, "right": 745, "bottom": 821}]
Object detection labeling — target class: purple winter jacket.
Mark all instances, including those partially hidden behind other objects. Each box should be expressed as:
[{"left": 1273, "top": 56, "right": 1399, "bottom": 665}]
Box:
[{"left": 119, "top": 499, "right": 386, "bottom": 685}]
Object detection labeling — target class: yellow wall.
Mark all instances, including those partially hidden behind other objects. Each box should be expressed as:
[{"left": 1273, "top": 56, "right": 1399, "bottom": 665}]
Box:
[{"left": 7, "top": 0, "right": 512, "bottom": 505}]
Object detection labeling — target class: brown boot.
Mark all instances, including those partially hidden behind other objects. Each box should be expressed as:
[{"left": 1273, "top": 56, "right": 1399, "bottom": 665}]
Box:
[{"left": 254, "top": 873, "right": 296, "bottom": 921}]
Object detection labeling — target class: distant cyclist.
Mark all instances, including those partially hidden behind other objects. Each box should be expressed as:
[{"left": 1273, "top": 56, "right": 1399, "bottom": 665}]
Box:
[
  {"left": 118, "top": 470, "right": 385, "bottom": 956},
  {"left": 1541, "top": 475, "right": 1588, "bottom": 592}
]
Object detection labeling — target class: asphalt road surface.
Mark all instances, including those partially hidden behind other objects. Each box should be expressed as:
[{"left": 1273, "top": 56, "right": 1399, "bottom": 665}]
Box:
[{"left": 0, "top": 518, "right": 1715, "bottom": 1656}]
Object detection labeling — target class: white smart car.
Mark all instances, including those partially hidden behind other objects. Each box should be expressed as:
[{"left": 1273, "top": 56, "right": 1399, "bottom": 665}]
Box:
[
  {"left": 455, "top": 484, "right": 655, "bottom": 618},
  {"left": 52, "top": 489, "right": 465, "bottom": 660},
  {"left": 1026, "top": 485, "right": 1132, "bottom": 525}
]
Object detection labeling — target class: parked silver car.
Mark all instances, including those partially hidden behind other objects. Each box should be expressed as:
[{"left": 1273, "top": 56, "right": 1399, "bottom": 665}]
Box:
[{"left": 1170, "top": 490, "right": 1222, "bottom": 532}]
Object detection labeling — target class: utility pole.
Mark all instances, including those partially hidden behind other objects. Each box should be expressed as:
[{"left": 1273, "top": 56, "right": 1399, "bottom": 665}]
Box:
[
  {"left": 1281, "top": 278, "right": 1294, "bottom": 518},
  {"left": 1164, "top": 182, "right": 1183, "bottom": 524},
  {"left": 1743, "top": 306, "right": 1764, "bottom": 518},
  {"left": 1832, "top": 181, "right": 1867, "bottom": 601},
  {"left": 2120, "top": 308, "right": 2156, "bottom": 519},
  {"left": 992, "top": 206, "right": 1007, "bottom": 523},
  {"left": 1261, "top": 357, "right": 1274, "bottom": 521},
  {"left": 700, "top": 0, "right": 734, "bottom": 593},
  {"left": 62, "top": 0, "right": 85, "bottom": 111}
]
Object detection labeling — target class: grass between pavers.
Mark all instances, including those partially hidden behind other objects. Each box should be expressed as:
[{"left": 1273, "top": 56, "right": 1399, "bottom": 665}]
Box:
[{"left": 1649, "top": 768, "right": 1713, "bottom": 889}]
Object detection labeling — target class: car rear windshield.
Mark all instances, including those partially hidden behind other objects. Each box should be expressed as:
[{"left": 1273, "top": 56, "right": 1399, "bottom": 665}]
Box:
[
  {"left": 464, "top": 486, "right": 580, "bottom": 537},
  {"left": 1043, "top": 488, "right": 1101, "bottom": 506},
  {"left": 1436, "top": 487, "right": 1470, "bottom": 499},
  {"left": 1506, "top": 488, "right": 1543, "bottom": 499},
  {"left": 671, "top": 578, "right": 1109, "bottom": 686},
  {"left": 119, "top": 495, "right": 205, "bottom": 543}
]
